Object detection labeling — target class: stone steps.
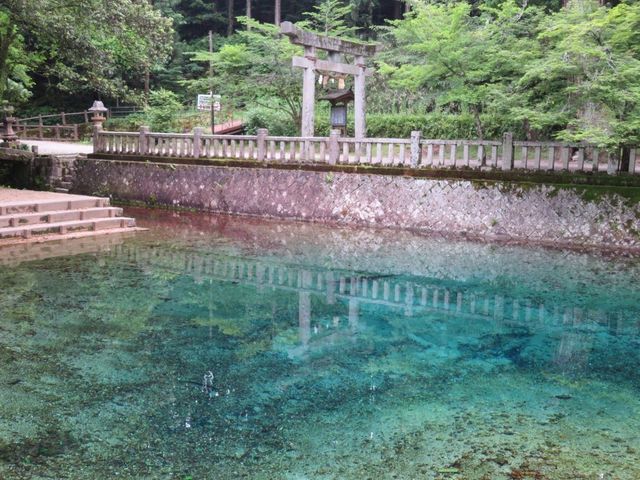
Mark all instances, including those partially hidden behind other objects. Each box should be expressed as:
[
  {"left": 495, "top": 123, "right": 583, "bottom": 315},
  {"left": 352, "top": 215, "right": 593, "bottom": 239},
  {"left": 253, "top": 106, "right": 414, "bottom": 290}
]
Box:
[
  {"left": 0, "top": 190, "right": 141, "bottom": 244},
  {"left": 0, "top": 207, "right": 123, "bottom": 228},
  {"left": 0, "top": 197, "right": 109, "bottom": 216},
  {"left": 0, "top": 217, "right": 137, "bottom": 239}
]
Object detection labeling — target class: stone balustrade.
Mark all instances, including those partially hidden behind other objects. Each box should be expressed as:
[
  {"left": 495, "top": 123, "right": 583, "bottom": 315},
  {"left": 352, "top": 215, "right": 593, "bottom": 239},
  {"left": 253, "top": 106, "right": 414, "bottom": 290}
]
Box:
[{"left": 93, "top": 126, "right": 639, "bottom": 175}]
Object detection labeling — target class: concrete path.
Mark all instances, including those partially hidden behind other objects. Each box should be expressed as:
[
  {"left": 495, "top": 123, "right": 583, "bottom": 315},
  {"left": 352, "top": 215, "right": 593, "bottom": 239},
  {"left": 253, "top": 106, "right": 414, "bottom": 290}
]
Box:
[{"left": 22, "top": 140, "right": 93, "bottom": 156}]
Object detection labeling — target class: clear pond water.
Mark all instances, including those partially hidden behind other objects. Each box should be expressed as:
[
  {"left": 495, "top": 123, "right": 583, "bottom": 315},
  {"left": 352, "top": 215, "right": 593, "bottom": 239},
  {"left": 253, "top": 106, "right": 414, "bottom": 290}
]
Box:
[{"left": 1, "top": 208, "right": 640, "bottom": 479}]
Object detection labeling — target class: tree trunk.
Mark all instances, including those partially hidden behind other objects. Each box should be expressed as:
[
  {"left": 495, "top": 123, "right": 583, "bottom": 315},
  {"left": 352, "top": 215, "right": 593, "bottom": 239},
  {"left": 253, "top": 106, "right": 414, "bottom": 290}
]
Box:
[
  {"left": 227, "top": 0, "right": 235, "bottom": 36},
  {"left": 144, "top": 66, "right": 150, "bottom": 106},
  {"left": 470, "top": 104, "right": 484, "bottom": 140},
  {"left": 620, "top": 146, "right": 631, "bottom": 172},
  {"left": 246, "top": 0, "right": 251, "bottom": 28},
  {"left": 274, "top": 0, "right": 281, "bottom": 26},
  {"left": 393, "top": 1, "right": 403, "bottom": 19},
  {"left": 0, "top": 22, "right": 17, "bottom": 102},
  {"left": 470, "top": 104, "right": 486, "bottom": 165}
]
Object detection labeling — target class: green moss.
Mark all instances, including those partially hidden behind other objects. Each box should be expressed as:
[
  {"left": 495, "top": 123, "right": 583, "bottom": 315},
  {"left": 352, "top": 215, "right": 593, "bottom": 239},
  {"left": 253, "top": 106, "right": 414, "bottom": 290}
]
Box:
[{"left": 554, "top": 184, "right": 640, "bottom": 206}]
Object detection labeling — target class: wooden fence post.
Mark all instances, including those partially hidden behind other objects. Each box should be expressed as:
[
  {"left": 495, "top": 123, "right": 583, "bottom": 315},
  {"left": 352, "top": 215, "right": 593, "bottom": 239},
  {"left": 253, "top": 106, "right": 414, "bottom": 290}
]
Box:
[
  {"left": 55, "top": 124, "right": 61, "bottom": 140},
  {"left": 329, "top": 129, "right": 341, "bottom": 165},
  {"left": 38, "top": 115, "right": 43, "bottom": 139},
  {"left": 410, "top": 130, "right": 422, "bottom": 167},
  {"left": 502, "top": 132, "right": 513, "bottom": 171},
  {"left": 139, "top": 126, "right": 149, "bottom": 155},
  {"left": 73, "top": 124, "right": 78, "bottom": 141},
  {"left": 193, "top": 127, "right": 203, "bottom": 158},
  {"left": 93, "top": 125, "right": 103, "bottom": 153},
  {"left": 257, "top": 128, "right": 268, "bottom": 162},
  {"left": 84, "top": 111, "right": 89, "bottom": 123},
  {"left": 61, "top": 112, "right": 66, "bottom": 125}
]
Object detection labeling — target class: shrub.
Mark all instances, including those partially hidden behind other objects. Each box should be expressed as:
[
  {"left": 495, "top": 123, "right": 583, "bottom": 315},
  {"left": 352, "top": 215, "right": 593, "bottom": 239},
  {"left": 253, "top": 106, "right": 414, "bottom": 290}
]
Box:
[
  {"left": 243, "top": 106, "right": 298, "bottom": 136},
  {"left": 312, "top": 111, "right": 539, "bottom": 139}
]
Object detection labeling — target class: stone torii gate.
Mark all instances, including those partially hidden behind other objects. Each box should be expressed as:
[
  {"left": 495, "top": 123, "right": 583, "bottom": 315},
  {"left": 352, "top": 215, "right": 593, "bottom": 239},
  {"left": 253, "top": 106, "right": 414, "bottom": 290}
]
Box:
[{"left": 280, "top": 22, "right": 379, "bottom": 139}]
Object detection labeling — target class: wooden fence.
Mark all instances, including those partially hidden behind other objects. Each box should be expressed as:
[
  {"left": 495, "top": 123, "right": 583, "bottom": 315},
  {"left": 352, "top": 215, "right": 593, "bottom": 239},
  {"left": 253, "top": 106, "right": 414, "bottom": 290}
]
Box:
[
  {"left": 14, "top": 106, "right": 141, "bottom": 141},
  {"left": 15, "top": 111, "right": 91, "bottom": 141},
  {"left": 93, "top": 127, "right": 639, "bottom": 175}
]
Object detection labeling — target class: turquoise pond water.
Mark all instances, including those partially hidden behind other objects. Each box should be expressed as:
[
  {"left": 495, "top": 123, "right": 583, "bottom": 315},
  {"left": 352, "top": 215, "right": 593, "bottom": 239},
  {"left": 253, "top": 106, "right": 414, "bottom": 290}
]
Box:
[{"left": 1, "top": 208, "right": 640, "bottom": 480}]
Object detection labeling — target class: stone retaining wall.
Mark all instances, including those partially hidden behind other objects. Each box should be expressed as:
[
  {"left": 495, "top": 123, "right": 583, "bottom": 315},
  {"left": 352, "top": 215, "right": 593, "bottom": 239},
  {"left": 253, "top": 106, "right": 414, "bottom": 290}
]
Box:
[{"left": 73, "top": 158, "right": 640, "bottom": 250}]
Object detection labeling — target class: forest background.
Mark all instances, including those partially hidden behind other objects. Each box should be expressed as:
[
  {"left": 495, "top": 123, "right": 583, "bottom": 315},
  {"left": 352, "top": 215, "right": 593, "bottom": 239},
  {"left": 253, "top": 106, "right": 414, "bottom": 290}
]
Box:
[{"left": 1, "top": 0, "right": 639, "bottom": 149}]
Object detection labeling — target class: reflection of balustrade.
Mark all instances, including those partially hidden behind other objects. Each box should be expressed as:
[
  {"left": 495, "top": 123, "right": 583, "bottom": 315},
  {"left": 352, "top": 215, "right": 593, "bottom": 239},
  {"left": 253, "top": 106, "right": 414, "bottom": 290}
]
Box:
[{"left": 109, "top": 243, "right": 630, "bottom": 332}]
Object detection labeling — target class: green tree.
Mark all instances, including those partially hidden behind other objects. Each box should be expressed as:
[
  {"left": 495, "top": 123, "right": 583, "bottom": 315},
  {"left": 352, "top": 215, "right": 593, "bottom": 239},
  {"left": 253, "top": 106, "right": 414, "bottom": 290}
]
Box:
[
  {"left": 0, "top": 0, "right": 174, "bottom": 106},
  {"left": 189, "top": 17, "right": 303, "bottom": 130},
  {"left": 299, "top": 0, "right": 358, "bottom": 37},
  {"left": 379, "top": 0, "right": 542, "bottom": 139},
  {"left": 0, "top": 11, "right": 36, "bottom": 104},
  {"left": 517, "top": 0, "right": 640, "bottom": 151},
  {"left": 187, "top": 2, "right": 365, "bottom": 133}
]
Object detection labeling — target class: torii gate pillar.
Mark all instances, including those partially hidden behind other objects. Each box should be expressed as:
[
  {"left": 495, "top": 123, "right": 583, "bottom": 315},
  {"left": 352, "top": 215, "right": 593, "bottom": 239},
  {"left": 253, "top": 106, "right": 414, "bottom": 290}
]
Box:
[
  {"left": 281, "top": 22, "right": 378, "bottom": 139},
  {"left": 301, "top": 46, "right": 317, "bottom": 139},
  {"left": 354, "top": 55, "right": 366, "bottom": 140}
]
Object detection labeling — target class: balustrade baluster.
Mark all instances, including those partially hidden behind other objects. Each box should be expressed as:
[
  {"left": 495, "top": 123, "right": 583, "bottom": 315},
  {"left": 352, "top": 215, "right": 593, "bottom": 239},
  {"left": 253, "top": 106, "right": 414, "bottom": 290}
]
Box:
[
  {"left": 354, "top": 142, "right": 361, "bottom": 164},
  {"left": 239, "top": 140, "right": 246, "bottom": 159},
  {"left": 269, "top": 140, "right": 276, "bottom": 160},
  {"left": 534, "top": 147, "right": 542, "bottom": 170},
  {"left": 365, "top": 143, "right": 372, "bottom": 164},
  {"left": 577, "top": 148, "right": 585, "bottom": 171},
  {"left": 561, "top": 147, "right": 570, "bottom": 170},
  {"left": 547, "top": 146, "right": 555, "bottom": 170},
  {"left": 287, "top": 141, "right": 295, "bottom": 162}
]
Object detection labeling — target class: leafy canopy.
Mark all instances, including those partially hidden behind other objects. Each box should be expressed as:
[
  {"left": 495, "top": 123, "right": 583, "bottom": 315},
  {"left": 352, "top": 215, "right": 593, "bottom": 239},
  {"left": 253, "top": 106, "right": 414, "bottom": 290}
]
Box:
[{"left": 0, "top": 0, "right": 173, "bottom": 105}]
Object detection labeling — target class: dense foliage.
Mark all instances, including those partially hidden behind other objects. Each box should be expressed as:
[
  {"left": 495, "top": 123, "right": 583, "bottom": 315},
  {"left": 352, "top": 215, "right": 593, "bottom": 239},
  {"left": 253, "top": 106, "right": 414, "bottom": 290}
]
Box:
[
  {"left": 2, "top": 0, "right": 639, "bottom": 147},
  {"left": 0, "top": 0, "right": 172, "bottom": 108}
]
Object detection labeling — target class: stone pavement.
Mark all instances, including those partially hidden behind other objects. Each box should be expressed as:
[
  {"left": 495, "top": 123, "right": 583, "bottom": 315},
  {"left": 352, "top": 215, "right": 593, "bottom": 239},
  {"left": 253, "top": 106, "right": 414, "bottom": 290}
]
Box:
[{"left": 21, "top": 140, "right": 93, "bottom": 155}]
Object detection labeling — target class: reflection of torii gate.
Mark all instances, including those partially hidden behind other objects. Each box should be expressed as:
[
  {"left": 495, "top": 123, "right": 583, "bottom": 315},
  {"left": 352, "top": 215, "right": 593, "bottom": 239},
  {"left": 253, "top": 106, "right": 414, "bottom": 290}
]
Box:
[{"left": 280, "top": 22, "right": 379, "bottom": 139}]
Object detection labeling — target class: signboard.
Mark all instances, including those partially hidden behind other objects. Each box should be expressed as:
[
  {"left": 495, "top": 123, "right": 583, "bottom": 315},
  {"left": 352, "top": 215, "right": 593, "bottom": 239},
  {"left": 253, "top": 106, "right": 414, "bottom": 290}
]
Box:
[
  {"left": 197, "top": 94, "right": 221, "bottom": 112},
  {"left": 330, "top": 105, "right": 347, "bottom": 127}
]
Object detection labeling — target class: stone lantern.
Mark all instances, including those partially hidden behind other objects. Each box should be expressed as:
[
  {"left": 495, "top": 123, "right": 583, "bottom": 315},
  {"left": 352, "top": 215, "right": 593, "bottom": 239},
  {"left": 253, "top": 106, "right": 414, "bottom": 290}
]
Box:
[
  {"left": 88, "top": 100, "right": 108, "bottom": 128},
  {"left": 0, "top": 104, "right": 18, "bottom": 143}
]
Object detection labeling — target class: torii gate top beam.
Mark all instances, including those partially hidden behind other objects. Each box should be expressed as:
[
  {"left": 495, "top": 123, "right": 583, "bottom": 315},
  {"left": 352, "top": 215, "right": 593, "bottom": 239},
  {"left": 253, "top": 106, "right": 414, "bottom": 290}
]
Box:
[{"left": 280, "top": 21, "right": 379, "bottom": 57}]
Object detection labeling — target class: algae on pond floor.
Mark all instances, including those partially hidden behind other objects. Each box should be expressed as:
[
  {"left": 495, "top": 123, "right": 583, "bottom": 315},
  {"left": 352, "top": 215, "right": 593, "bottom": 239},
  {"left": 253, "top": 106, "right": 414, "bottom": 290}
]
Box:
[{"left": 1, "top": 208, "right": 640, "bottom": 479}]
